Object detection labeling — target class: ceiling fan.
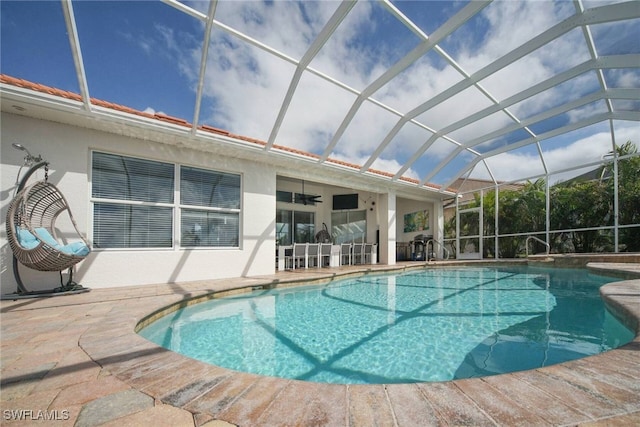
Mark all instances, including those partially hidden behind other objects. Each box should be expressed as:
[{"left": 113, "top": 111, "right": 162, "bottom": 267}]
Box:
[{"left": 295, "top": 180, "right": 322, "bottom": 205}]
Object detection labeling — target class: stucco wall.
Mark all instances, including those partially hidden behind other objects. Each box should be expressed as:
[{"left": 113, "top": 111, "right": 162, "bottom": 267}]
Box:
[
  {"left": 397, "top": 198, "right": 435, "bottom": 243},
  {"left": 1, "top": 113, "right": 277, "bottom": 293}
]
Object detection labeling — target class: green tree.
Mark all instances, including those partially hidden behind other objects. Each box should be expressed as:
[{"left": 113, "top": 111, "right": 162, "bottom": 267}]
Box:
[
  {"left": 494, "top": 188, "right": 525, "bottom": 257},
  {"left": 550, "top": 180, "right": 612, "bottom": 252},
  {"left": 605, "top": 141, "right": 640, "bottom": 251},
  {"left": 446, "top": 142, "right": 638, "bottom": 256},
  {"left": 488, "top": 180, "right": 546, "bottom": 257},
  {"left": 455, "top": 180, "right": 547, "bottom": 258}
]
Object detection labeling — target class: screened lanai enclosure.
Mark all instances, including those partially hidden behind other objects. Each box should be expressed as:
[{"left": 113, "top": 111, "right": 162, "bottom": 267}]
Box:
[
  {"left": 1, "top": 0, "right": 639, "bottom": 262},
  {"left": 445, "top": 141, "right": 640, "bottom": 259}
]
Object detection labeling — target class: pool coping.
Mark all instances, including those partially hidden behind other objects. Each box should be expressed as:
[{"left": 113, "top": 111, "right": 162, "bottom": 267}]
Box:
[{"left": 2, "top": 260, "right": 639, "bottom": 426}]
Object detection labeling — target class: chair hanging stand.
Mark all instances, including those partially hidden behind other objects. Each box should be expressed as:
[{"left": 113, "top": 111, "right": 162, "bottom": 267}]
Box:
[
  {"left": 315, "top": 222, "right": 331, "bottom": 243},
  {"left": 3, "top": 156, "right": 91, "bottom": 300}
]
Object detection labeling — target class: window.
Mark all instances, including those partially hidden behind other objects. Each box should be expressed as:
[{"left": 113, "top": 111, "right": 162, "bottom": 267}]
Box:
[
  {"left": 276, "top": 209, "right": 315, "bottom": 245},
  {"left": 276, "top": 209, "right": 292, "bottom": 246},
  {"left": 276, "top": 190, "right": 292, "bottom": 203},
  {"left": 331, "top": 210, "right": 366, "bottom": 244},
  {"left": 180, "top": 166, "right": 240, "bottom": 247},
  {"left": 294, "top": 211, "right": 315, "bottom": 243},
  {"left": 91, "top": 152, "right": 241, "bottom": 249}
]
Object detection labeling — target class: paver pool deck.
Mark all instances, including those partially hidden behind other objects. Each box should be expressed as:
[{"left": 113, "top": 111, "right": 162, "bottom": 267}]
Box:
[{"left": 1, "top": 260, "right": 639, "bottom": 426}]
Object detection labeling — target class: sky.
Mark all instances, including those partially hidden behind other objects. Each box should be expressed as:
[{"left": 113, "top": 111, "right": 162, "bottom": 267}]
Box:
[{"left": 1, "top": 0, "right": 638, "bottom": 187}]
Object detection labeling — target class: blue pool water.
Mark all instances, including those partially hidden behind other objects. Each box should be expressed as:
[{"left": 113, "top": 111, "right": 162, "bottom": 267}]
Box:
[{"left": 139, "top": 267, "right": 634, "bottom": 384}]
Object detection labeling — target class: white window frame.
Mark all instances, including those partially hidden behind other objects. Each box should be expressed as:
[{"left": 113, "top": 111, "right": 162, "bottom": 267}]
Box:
[{"left": 90, "top": 150, "right": 242, "bottom": 251}]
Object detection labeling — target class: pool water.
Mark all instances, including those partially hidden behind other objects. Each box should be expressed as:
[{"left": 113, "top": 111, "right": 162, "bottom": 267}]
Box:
[{"left": 139, "top": 267, "right": 633, "bottom": 384}]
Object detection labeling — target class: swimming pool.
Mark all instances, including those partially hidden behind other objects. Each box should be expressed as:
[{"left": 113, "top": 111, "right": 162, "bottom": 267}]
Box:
[{"left": 139, "top": 266, "right": 633, "bottom": 384}]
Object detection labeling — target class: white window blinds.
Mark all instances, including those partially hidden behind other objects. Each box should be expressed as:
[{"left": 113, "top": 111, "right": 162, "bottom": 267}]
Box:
[
  {"left": 92, "top": 152, "right": 174, "bottom": 203},
  {"left": 180, "top": 166, "right": 240, "bottom": 209},
  {"left": 91, "top": 152, "right": 241, "bottom": 249},
  {"left": 180, "top": 166, "right": 241, "bottom": 248}
]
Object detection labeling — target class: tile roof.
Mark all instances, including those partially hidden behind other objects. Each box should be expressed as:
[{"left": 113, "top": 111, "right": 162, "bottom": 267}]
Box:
[{"left": 1, "top": 74, "right": 441, "bottom": 191}]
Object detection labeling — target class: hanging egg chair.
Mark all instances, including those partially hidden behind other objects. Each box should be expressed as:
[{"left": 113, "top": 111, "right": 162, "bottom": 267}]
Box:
[
  {"left": 4, "top": 157, "right": 90, "bottom": 298},
  {"left": 6, "top": 180, "right": 90, "bottom": 273}
]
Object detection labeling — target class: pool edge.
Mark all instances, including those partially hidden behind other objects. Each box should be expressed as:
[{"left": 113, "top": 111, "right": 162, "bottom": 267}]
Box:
[{"left": 84, "top": 260, "right": 640, "bottom": 425}]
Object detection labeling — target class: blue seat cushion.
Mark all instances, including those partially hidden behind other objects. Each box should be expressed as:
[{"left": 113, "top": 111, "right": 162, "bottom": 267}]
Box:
[
  {"left": 34, "top": 227, "right": 61, "bottom": 249},
  {"left": 17, "top": 227, "right": 61, "bottom": 249},
  {"left": 17, "top": 228, "right": 39, "bottom": 249},
  {"left": 17, "top": 227, "right": 89, "bottom": 256},
  {"left": 60, "top": 241, "right": 90, "bottom": 256}
]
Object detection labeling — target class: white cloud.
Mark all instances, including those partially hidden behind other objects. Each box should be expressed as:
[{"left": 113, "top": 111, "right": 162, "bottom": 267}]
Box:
[
  {"left": 330, "top": 153, "right": 421, "bottom": 182},
  {"left": 142, "top": 107, "right": 165, "bottom": 116},
  {"left": 608, "top": 69, "right": 640, "bottom": 88},
  {"left": 471, "top": 124, "right": 640, "bottom": 183},
  {"left": 214, "top": 1, "right": 338, "bottom": 61},
  {"left": 152, "top": 0, "right": 630, "bottom": 186},
  {"left": 567, "top": 101, "right": 608, "bottom": 123},
  {"left": 199, "top": 33, "right": 297, "bottom": 140},
  {"left": 189, "top": 2, "right": 374, "bottom": 148},
  {"left": 371, "top": 157, "right": 420, "bottom": 181},
  {"left": 275, "top": 71, "right": 358, "bottom": 153}
]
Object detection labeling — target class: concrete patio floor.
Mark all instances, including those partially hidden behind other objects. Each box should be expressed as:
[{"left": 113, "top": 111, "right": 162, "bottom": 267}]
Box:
[{"left": 1, "top": 261, "right": 639, "bottom": 426}]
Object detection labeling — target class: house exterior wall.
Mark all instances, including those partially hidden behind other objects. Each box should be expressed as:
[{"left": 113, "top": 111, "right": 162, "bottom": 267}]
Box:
[
  {"left": 397, "top": 198, "right": 435, "bottom": 242},
  {"left": 378, "top": 192, "right": 396, "bottom": 265},
  {"left": 1, "top": 112, "right": 277, "bottom": 293},
  {"left": 275, "top": 178, "right": 389, "bottom": 246}
]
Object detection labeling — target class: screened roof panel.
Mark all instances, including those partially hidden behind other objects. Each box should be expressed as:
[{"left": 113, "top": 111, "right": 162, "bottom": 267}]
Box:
[
  {"left": 307, "top": 0, "right": 422, "bottom": 92},
  {"left": 449, "top": 110, "right": 513, "bottom": 144},
  {"left": 477, "top": 29, "right": 591, "bottom": 101},
  {"left": 1, "top": 0, "right": 638, "bottom": 194},
  {"left": 424, "top": 148, "right": 479, "bottom": 186},
  {"left": 392, "top": 0, "right": 470, "bottom": 36},
  {"left": 603, "top": 68, "right": 640, "bottom": 89},
  {"left": 382, "top": 122, "right": 433, "bottom": 158},
  {"left": 213, "top": 1, "right": 335, "bottom": 61},
  {"left": 414, "top": 85, "right": 494, "bottom": 130},
  {"left": 275, "top": 70, "right": 357, "bottom": 155},
  {"left": 377, "top": 122, "right": 434, "bottom": 177},
  {"left": 465, "top": 159, "right": 494, "bottom": 182},
  {"left": 0, "top": 1, "right": 78, "bottom": 93},
  {"left": 483, "top": 144, "right": 547, "bottom": 182},
  {"left": 375, "top": 50, "right": 465, "bottom": 114},
  {"left": 74, "top": 1, "right": 200, "bottom": 120},
  {"left": 590, "top": 18, "right": 640, "bottom": 56},
  {"left": 539, "top": 121, "right": 614, "bottom": 173},
  {"left": 409, "top": 138, "right": 462, "bottom": 183},
  {"left": 436, "top": 0, "right": 575, "bottom": 75},
  {"left": 200, "top": 29, "right": 297, "bottom": 141},
  {"left": 528, "top": 100, "right": 610, "bottom": 135},
  {"left": 612, "top": 99, "right": 640, "bottom": 112},
  {"left": 509, "top": 72, "right": 603, "bottom": 120},
  {"left": 475, "top": 128, "right": 535, "bottom": 155},
  {"left": 330, "top": 98, "right": 401, "bottom": 160}
]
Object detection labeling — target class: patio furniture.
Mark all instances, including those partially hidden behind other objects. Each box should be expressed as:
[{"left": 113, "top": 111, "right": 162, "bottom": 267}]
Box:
[
  {"left": 286, "top": 243, "right": 307, "bottom": 269},
  {"left": 340, "top": 243, "right": 352, "bottom": 265},
  {"left": 6, "top": 167, "right": 90, "bottom": 295},
  {"left": 319, "top": 243, "right": 332, "bottom": 267},
  {"left": 352, "top": 243, "right": 364, "bottom": 264},
  {"left": 363, "top": 243, "right": 373, "bottom": 264},
  {"left": 307, "top": 243, "right": 320, "bottom": 268}
]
